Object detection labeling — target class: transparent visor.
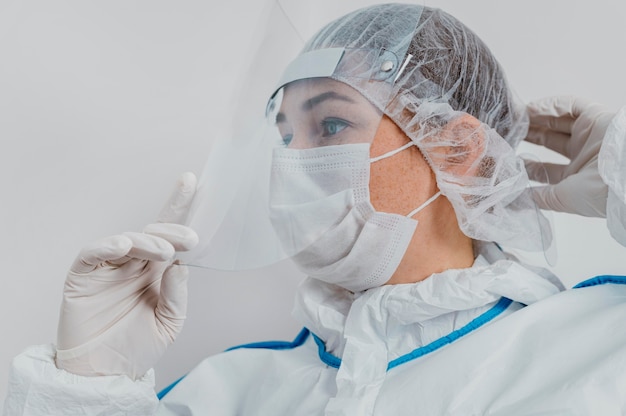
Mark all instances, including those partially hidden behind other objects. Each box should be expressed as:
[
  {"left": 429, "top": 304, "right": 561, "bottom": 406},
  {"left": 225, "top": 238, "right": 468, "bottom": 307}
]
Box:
[{"left": 177, "top": 1, "right": 420, "bottom": 270}]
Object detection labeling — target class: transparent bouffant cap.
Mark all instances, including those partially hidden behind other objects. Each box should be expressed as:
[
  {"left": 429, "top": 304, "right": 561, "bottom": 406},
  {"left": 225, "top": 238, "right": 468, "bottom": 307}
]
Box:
[{"left": 178, "top": 2, "right": 554, "bottom": 271}]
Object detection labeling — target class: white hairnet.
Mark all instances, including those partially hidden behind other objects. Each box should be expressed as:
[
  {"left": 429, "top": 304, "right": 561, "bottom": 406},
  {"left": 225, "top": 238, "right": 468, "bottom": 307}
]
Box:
[
  {"left": 180, "top": 3, "right": 551, "bottom": 271},
  {"left": 299, "top": 4, "right": 549, "bottom": 251}
]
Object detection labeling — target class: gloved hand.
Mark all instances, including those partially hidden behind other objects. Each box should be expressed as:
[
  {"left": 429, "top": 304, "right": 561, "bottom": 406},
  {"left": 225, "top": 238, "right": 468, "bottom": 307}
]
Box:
[
  {"left": 524, "top": 96, "right": 615, "bottom": 217},
  {"left": 55, "top": 172, "right": 199, "bottom": 380}
]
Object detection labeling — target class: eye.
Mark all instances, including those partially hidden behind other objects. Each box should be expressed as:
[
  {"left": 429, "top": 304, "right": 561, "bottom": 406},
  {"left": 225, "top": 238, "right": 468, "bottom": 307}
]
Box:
[
  {"left": 321, "top": 118, "right": 349, "bottom": 137},
  {"left": 282, "top": 134, "right": 293, "bottom": 147}
]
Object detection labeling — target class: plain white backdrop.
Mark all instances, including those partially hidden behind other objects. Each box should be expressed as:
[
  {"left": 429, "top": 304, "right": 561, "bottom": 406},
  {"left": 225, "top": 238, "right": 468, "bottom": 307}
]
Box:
[{"left": 1, "top": 0, "right": 625, "bottom": 406}]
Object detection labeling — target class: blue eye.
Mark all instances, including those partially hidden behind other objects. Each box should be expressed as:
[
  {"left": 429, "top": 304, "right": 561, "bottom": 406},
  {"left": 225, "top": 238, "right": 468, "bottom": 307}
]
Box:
[
  {"left": 321, "top": 118, "right": 349, "bottom": 137},
  {"left": 282, "top": 134, "right": 293, "bottom": 147}
]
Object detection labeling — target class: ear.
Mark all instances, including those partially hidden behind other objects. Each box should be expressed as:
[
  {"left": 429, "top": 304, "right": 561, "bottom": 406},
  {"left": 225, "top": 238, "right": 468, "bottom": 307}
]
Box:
[{"left": 421, "top": 113, "right": 486, "bottom": 177}]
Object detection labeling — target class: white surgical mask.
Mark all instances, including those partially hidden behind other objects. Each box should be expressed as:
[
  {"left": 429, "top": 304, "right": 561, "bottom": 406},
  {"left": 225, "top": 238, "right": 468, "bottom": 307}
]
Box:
[{"left": 269, "top": 142, "right": 441, "bottom": 292}]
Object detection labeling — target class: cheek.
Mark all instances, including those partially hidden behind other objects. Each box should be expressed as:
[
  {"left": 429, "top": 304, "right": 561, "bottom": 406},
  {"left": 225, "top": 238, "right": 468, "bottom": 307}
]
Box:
[{"left": 369, "top": 146, "right": 437, "bottom": 215}]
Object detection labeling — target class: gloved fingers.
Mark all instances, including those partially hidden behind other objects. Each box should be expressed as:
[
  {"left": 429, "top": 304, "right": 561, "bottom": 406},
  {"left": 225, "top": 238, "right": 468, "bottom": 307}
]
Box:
[
  {"left": 527, "top": 95, "right": 591, "bottom": 119},
  {"left": 143, "top": 222, "right": 199, "bottom": 252},
  {"left": 155, "top": 261, "right": 189, "bottom": 343},
  {"left": 564, "top": 166, "right": 608, "bottom": 217},
  {"left": 118, "top": 231, "right": 176, "bottom": 262},
  {"left": 157, "top": 172, "right": 197, "bottom": 225},
  {"left": 529, "top": 185, "right": 571, "bottom": 213},
  {"left": 524, "top": 160, "right": 568, "bottom": 184},
  {"left": 525, "top": 126, "right": 571, "bottom": 157},
  {"left": 528, "top": 114, "right": 575, "bottom": 135},
  {"left": 71, "top": 235, "right": 134, "bottom": 274},
  {"left": 569, "top": 96, "right": 601, "bottom": 119},
  {"left": 528, "top": 96, "right": 612, "bottom": 136}
]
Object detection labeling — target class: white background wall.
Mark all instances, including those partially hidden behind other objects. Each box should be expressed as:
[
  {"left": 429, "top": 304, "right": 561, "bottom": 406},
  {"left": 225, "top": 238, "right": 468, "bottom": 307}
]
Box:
[{"left": 1, "top": 0, "right": 625, "bottom": 406}]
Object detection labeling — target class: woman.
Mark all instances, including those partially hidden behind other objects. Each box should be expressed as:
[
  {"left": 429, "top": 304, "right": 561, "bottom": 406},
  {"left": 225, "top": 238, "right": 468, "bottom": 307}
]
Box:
[{"left": 5, "top": 3, "right": 626, "bottom": 415}]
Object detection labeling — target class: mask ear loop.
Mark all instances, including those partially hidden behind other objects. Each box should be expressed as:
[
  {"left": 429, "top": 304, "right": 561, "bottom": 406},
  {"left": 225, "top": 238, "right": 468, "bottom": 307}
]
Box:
[
  {"left": 372, "top": 52, "right": 439, "bottom": 220},
  {"left": 370, "top": 141, "right": 416, "bottom": 163},
  {"left": 406, "top": 191, "right": 442, "bottom": 218}
]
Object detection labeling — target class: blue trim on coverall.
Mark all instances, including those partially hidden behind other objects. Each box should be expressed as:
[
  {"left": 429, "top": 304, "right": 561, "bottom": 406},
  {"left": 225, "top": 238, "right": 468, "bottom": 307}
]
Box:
[
  {"left": 158, "top": 328, "right": 311, "bottom": 399},
  {"left": 312, "top": 296, "right": 514, "bottom": 370},
  {"left": 158, "top": 275, "right": 626, "bottom": 400}
]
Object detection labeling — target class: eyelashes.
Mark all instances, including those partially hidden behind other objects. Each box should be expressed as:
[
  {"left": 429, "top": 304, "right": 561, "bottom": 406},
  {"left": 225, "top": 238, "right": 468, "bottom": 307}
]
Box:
[
  {"left": 321, "top": 118, "right": 350, "bottom": 137},
  {"left": 281, "top": 117, "right": 352, "bottom": 147},
  {"left": 282, "top": 133, "right": 293, "bottom": 147}
]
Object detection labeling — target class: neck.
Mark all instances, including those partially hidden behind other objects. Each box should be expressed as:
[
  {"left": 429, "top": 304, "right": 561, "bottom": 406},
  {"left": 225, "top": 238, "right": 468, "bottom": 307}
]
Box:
[{"left": 385, "top": 196, "right": 474, "bottom": 285}]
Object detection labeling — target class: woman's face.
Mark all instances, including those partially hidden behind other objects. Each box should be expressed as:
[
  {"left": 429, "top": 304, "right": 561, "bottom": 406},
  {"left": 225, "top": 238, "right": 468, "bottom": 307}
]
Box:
[
  {"left": 276, "top": 77, "right": 438, "bottom": 218},
  {"left": 275, "top": 77, "right": 472, "bottom": 284}
]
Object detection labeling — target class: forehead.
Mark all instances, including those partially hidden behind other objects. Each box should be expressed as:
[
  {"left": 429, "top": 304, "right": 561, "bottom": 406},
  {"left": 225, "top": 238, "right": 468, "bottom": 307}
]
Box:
[{"left": 280, "top": 77, "right": 371, "bottom": 107}]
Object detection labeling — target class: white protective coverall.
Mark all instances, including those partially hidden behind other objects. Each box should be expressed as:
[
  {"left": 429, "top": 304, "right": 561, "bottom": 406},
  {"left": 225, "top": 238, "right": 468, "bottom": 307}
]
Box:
[{"left": 4, "top": 243, "right": 626, "bottom": 415}]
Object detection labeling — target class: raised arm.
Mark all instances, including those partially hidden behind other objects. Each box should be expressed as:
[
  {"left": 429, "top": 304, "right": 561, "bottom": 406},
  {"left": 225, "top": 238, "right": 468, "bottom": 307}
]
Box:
[{"left": 4, "top": 173, "right": 198, "bottom": 415}]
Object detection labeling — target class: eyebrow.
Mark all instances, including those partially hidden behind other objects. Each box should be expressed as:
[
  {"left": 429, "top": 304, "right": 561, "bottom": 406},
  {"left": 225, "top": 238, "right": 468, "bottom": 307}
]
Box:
[{"left": 275, "top": 91, "right": 356, "bottom": 124}]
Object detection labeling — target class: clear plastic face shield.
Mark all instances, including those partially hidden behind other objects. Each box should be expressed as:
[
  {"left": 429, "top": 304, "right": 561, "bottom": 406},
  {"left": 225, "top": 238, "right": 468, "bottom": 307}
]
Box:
[
  {"left": 177, "top": 1, "right": 422, "bottom": 271},
  {"left": 178, "top": 1, "right": 556, "bottom": 277}
]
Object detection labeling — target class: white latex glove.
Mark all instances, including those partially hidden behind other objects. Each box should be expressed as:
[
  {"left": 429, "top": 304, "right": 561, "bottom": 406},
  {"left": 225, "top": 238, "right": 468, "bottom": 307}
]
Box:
[
  {"left": 55, "top": 172, "right": 199, "bottom": 380},
  {"left": 524, "top": 96, "right": 615, "bottom": 217}
]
